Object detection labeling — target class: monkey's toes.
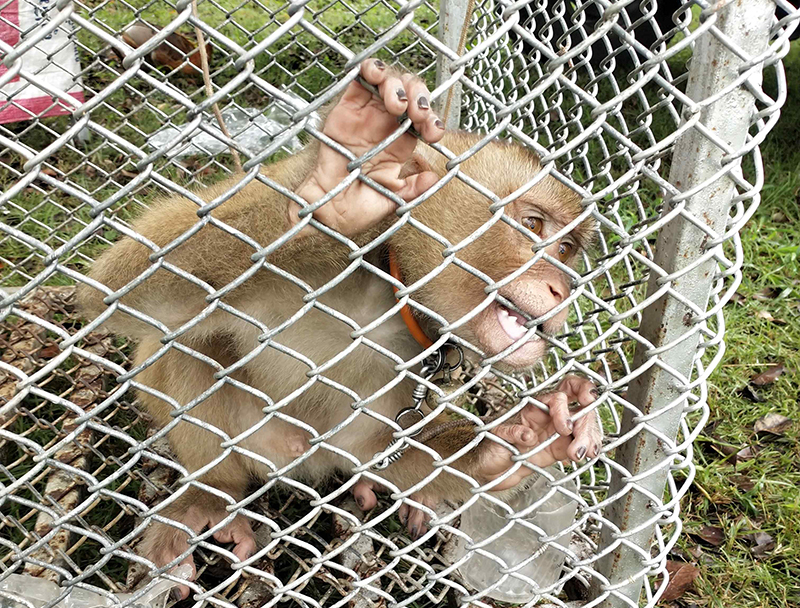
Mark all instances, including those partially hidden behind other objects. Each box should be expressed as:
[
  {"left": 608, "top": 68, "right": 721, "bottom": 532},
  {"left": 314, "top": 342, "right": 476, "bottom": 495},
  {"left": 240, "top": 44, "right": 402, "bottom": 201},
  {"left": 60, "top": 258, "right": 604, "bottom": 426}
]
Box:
[
  {"left": 209, "top": 514, "right": 256, "bottom": 564},
  {"left": 352, "top": 479, "right": 379, "bottom": 511},
  {"left": 399, "top": 496, "right": 435, "bottom": 541}
]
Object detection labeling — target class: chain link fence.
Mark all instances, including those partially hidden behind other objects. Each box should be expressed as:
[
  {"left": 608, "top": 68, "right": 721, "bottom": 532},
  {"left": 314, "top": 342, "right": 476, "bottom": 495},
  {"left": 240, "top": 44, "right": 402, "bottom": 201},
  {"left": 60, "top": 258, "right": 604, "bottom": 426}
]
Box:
[{"left": 1, "top": 0, "right": 797, "bottom": 607}]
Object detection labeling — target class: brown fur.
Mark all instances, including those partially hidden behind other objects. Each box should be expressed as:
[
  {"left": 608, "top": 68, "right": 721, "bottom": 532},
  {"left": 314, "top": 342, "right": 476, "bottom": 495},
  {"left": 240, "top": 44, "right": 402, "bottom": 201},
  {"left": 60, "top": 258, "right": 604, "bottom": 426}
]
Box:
[{"left": 77, "top": 130, "right": 591, "bottom": 565}]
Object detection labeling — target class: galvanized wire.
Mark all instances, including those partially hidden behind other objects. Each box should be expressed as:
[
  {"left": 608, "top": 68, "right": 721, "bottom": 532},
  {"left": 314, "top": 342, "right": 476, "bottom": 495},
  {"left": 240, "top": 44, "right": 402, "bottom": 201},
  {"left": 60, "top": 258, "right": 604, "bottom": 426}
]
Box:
[{"left": 1, "top": 0, "right": 796, "bottom": 607}]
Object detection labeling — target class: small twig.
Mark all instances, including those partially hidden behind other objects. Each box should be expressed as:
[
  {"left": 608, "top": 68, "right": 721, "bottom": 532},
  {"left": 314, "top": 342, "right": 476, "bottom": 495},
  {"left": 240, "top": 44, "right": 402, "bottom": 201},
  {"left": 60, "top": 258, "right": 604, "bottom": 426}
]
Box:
[{"left": 190, "top": 0, "right": 243, "bottom": 173}]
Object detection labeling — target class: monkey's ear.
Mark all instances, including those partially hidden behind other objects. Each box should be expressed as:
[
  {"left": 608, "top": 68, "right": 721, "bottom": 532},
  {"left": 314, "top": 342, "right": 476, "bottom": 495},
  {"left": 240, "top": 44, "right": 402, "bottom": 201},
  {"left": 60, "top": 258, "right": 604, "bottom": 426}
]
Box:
[{"left": 399, "top": 154, "right": 433, "bottom": 179}]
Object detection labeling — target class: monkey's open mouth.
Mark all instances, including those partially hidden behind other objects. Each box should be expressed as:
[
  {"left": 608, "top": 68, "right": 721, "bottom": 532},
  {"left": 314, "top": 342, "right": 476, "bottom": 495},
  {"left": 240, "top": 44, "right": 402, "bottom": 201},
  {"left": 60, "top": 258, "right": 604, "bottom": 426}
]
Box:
[{"left": 496, "top": 302, "right": 536, "bottom": 341}]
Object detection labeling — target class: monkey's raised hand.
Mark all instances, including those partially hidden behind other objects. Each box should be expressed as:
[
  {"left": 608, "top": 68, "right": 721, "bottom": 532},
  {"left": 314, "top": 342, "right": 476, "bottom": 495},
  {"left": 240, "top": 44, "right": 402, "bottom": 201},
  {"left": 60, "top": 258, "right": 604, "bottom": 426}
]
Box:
[
  {"left": 291, "top": 59, "right": 445, "bottom": 236},
  {"left": 479, "top": 375, "right": 602, "bottom": 491}
]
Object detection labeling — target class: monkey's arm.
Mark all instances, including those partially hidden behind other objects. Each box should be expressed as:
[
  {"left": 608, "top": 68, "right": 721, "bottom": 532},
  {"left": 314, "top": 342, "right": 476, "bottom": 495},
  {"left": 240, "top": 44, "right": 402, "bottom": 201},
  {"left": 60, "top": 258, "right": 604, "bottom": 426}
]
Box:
[
  {"left": 372, "top": 376, "right": 601, "bottom": 513},
  {"left": 78, "top": 60, "right": 444, "bottom": 332}
]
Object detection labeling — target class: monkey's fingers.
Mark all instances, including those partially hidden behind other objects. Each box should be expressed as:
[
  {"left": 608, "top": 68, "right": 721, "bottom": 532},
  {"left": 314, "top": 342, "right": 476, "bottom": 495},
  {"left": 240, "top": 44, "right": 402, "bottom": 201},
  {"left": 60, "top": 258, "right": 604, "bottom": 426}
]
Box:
[
  {"left": 567, "top": 408, "right": 602, "bottom": 462},
  {"left": 417, "top": 113, "right": 446, "bottom": 143},
  {"left": 477, "top": 424, "right": 539, "bottom": 483},
  {"left": 358, "top": 59, "right": 409, "bottom": 116},
  {"left": 524, "top": 391, "right": 573, "bottom": 437},
  {"left": 168, "top": 557, "right": 196, "bottom": 601},
  {"left": 400, "top": 495, "right": 435, "bottom": 540},
  {"left": 358, "top": 59, "right": 445, "bottom": 145},
  {"left": 399, "top": 74, "right": 445, "bottom": 144},
  {"left": 492, "top": 423, "right": 539, "bottom": 448},
  {"left": 557, "top": 375, "right": 599, "bottom": 407},
  {"left": 395, "top": 170, "right": 439, "bottom": 202},
  {"left": 152, "top": 540, "right": 196, "bottom": 600}
]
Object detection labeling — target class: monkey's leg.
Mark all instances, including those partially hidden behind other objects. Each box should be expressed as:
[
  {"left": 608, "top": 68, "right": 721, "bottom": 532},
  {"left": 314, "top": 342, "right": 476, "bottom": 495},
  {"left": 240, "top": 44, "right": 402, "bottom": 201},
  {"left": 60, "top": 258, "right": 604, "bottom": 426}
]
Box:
[{"left": 134, "top": 338, "right": 259, "bottom": 597}]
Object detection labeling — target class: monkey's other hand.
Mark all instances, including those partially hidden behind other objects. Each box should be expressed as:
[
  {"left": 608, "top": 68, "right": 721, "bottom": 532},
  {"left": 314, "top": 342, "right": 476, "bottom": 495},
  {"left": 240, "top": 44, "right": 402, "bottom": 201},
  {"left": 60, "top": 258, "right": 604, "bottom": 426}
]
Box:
[
  {"left": 478, "top": 375, "right": 602, "bottom": 492},
  {"left": 292, "top": 58, "right": 445, "bottom": 237}
]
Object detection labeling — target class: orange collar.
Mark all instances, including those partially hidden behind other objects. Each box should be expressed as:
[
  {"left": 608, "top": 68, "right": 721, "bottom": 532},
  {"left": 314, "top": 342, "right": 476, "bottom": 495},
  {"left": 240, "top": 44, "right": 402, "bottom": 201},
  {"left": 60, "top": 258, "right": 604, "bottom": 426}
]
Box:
[{"left": 388, "top": 248, "right": 434, "bottom": 349}]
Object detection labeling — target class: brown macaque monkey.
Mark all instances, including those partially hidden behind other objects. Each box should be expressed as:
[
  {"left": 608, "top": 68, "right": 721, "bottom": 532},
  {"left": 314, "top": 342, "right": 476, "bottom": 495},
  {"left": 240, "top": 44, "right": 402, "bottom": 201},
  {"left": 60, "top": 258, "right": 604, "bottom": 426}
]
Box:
[{"left": 77, "top": 59, "right": 601, "bottom": 596}]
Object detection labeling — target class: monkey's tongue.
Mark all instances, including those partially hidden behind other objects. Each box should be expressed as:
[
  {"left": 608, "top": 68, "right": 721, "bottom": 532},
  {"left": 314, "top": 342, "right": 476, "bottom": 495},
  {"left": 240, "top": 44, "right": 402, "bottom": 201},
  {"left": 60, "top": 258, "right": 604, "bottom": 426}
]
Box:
[{"left": 497, "top": 305, "right": 529, "bottom": 341}]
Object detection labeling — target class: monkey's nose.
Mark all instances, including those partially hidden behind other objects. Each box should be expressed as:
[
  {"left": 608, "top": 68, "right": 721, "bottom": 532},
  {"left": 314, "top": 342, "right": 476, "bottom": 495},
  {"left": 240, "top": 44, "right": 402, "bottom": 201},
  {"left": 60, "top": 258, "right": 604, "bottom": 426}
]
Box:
[{"left": 547, "top": 281, "right": 567, "bottom": 304}]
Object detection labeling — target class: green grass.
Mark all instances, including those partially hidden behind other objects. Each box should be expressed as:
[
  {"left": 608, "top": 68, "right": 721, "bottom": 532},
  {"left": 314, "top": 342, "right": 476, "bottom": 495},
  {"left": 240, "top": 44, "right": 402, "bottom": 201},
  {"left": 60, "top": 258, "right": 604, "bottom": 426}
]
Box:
[{"left": 674, "top": 43, "right": 800, "bottom": 608}]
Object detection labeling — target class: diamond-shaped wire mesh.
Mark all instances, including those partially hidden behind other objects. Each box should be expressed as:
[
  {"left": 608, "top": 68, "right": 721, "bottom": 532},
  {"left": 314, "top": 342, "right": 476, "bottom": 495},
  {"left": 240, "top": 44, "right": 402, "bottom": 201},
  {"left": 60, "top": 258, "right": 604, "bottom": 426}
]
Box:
[{"left": 1, "top": 0, "right": 797, "bottom": 607}]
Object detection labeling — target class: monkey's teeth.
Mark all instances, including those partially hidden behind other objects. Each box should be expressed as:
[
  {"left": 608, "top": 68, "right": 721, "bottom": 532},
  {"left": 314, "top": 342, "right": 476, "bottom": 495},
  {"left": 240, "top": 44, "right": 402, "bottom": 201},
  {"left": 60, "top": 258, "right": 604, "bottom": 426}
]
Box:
[{"left": 497, "top": 305, "right": 528, "bottom": 341}]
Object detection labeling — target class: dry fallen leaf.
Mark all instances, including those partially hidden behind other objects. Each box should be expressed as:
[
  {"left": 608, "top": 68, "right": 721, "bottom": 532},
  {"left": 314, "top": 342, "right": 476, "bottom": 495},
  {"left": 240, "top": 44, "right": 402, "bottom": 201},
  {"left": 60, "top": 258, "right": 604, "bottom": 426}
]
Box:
[
  {"left": 739, "top": 384, "right": 765, "bottom": 403},
  {"left": 756, "top": 310, "right": 787, "bottom": 325},
  {"left": 660, "top": 561, "right": 700, "bottom": 601},
  {"left": 729, "top": 474, "right": 755, "bottom": 492},
  {"left": 121, "top": 23, "right": 211, "bottom": 76},
  {"left": 37, "top": 344, "right": 61, "bottom": 359},
  {"left": 696, "top": 525, "right": 725, "bottom": 547},
  {"left": 736, "top": 445, "right": 755, "bottom": 462},
  {"left": 751, "top": 364, "right": 786, "bottom": 386},
  {"left": 750, "top": 531, "right": 776, "bottom": 556},
  {"left": 752, "top": 287, "right": 781, "bottom": 301},
  {"left": 754, "top": 412, "right": 793, "bottom": 436},
  {"left": 729, "top": 292, "right": 746, "bottom": 305}
]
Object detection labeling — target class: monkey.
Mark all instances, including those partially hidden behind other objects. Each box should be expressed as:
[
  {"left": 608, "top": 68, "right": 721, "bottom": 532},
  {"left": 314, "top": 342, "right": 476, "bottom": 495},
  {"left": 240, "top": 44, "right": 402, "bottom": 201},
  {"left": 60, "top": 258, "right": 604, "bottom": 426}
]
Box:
[{"left": 77, "top": 59, "right": 602, "bottom": 597}]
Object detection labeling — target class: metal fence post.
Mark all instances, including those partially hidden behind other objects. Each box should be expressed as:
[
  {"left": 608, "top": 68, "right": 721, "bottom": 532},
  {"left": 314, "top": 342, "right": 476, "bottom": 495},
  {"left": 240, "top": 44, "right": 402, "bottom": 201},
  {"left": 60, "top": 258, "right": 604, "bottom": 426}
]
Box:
[
  {"left": 591, "top": 1, "right": 777, "bottom": 605},
  {"left": 435, "top": 0, "right": 472, "bottom": 129}
]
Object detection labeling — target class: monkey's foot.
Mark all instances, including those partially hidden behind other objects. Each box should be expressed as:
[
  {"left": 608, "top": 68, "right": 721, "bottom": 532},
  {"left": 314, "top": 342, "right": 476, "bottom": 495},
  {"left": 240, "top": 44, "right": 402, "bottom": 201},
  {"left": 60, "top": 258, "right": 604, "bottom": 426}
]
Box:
[
  {"left": 139, "top": 507, "right": 256, "bottom": 600},
  {"left": 352, "top": 481, "right": 436, "bottom": 541},
  {"left": 398, "top": 495, "right": 437, "bottom": 540}
]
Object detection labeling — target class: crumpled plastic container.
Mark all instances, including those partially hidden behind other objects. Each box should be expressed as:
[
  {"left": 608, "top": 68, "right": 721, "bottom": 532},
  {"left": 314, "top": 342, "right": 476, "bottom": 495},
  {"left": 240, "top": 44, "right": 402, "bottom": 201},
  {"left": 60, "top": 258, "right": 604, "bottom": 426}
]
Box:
[
  {"left": 148, "top": 94, "right": 320, "bottom": 159},
  {"left": 455, "top": 467, "right": 578, "bottom": 603},
  {"left": 0, "top": 565, "right": 191, "bottom": 608}
]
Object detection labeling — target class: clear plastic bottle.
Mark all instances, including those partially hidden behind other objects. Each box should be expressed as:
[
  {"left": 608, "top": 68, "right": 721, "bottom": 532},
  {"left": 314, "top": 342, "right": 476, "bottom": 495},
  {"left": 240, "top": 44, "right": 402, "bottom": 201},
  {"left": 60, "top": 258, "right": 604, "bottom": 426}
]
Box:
[
  {"left": 0, "top": 565, "right": 191, "bottom": 608},
  {"left": 455, "top": 467, "right": 578, "bottom": 603}
]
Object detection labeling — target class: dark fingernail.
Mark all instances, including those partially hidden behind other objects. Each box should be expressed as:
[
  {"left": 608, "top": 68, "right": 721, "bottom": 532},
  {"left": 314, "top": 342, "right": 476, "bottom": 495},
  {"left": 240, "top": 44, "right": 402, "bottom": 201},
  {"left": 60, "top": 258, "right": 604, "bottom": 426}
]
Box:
[
  {"left": 566, "top": 419, "right": 574, "bottom": 432},
  {"left": 592, "top": 444, "right": 600, "bottom": 458},
  {"left": 417, "top": 95, "right": 429, "bottom": 109},
  {"left": 435, "top": 119, "right": 445, "bottom": 129},
  {"left": 356, "top": 496, "right": 364, "bottom": 509},
  {"left": 170, "top": 588, "right": 183, "bottom": 602},
  {"left": 576, "top": 446, "right": 587, "bottom": 460},
  {"left": 374, "top": 59, "right": 386, "bottom": 70},
  {"left": 411, "top": 526, "right": 418, "bottom": 538},
  {"left": 396, "top": 88, "right": 407, "bottom": 101},
  {"left": 399, "top": 512, "right": 406, "bottom": 524},
  {"left": 590, "top": 388, "right": 600, "bottom": 398}
]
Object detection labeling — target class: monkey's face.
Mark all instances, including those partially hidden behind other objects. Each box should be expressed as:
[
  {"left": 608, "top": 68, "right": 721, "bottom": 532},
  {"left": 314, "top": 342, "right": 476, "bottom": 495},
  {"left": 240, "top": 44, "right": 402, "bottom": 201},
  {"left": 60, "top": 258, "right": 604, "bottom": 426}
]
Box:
[
  {"left": 393, "top": 141, "right": 591, "bottom": 370},
  {"left": 425, "top": 196, "right": 586, "bottom": 370},
  {"left": 468, "top": 209, "right": 577, "bottom": 369}
]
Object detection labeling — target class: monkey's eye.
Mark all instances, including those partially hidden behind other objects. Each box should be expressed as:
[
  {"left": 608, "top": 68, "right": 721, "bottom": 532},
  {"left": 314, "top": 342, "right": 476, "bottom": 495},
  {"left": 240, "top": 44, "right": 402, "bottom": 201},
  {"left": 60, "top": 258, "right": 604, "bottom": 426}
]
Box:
[
  {"left": 522, "top": 216, "right": 544, "bottom": 236},
  {"left": 558, "top": 241, "right": 574, "bottom": 261}
]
